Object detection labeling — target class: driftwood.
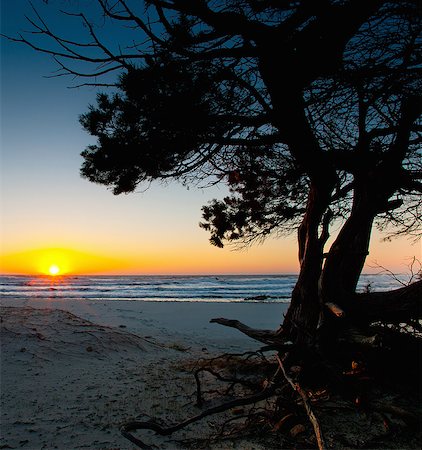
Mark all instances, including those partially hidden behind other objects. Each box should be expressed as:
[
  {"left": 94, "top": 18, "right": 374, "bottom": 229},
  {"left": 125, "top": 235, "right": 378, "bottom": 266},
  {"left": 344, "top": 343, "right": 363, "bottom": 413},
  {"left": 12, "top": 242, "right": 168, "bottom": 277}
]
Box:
[
  {"left": 339, "top": 327, "right": 382, "bottom": 347},
  {"left": 276, "top": 355, "right": 326, "bottom": 450},
  {"left": 120, "top": 281, "right": 422, "bottom": 449},
  {"left": 210, "top": 318, "right": 286, "bottom": 346},
  {"left": 121, "top": 388, "right": 278, "bottom": 449},
  {"left": 121, "top": 316, "right": 420, "bottom": 449},
  {"left": 121, "top": 370, "right": 281, "bottom": 449},
  {"left": 351, "top": 280, "right": 422, "bottom": 324},
  {"left": 325, "top": 302, "right": 345, "bottom": 318}
]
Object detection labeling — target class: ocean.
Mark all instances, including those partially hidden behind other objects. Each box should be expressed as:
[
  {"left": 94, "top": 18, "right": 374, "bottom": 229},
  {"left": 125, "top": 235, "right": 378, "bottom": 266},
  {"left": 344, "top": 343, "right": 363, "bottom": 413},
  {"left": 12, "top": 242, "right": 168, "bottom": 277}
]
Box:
[{"left": 0, "top": 274, "right": 407, "bottom": 303}]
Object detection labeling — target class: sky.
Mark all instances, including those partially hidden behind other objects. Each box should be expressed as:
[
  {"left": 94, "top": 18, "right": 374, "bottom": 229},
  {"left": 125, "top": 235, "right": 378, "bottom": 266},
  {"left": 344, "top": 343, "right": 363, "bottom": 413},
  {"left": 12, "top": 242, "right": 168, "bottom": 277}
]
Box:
[{"left": 0, "top": 0, "right": 420, "bottom": 276}]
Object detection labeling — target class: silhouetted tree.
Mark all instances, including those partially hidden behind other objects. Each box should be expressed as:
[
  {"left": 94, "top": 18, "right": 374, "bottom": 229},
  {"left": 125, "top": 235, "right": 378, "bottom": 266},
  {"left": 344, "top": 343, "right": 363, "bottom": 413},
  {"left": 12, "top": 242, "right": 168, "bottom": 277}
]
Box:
[{"left": 8, "top": 0, "right": 421, "bottom": 346}]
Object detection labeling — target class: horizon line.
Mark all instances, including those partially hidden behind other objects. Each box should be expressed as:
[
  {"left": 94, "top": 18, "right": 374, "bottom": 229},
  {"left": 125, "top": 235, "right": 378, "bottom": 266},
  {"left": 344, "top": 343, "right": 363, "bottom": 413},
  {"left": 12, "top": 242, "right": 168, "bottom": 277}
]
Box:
[
  {"left": 0, "top": 272, "right": 298, "bottom": 277},
  {"left": 0, "top": 272, "right": 399, "bottom": 277}
]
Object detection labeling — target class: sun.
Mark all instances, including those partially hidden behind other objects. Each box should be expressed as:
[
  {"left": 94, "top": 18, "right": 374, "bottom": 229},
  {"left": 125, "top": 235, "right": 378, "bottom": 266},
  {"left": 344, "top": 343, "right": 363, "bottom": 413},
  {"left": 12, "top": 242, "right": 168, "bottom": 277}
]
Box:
[{"left": 48, "top": 265, "right": 60, "bottom": 276}]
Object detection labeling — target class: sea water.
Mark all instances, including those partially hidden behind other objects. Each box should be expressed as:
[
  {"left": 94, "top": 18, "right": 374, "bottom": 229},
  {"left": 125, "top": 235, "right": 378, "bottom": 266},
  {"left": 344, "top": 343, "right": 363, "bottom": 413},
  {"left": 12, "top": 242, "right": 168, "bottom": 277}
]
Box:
[{"left": 0, "top": 274, "right": 408, "bottom": 303}]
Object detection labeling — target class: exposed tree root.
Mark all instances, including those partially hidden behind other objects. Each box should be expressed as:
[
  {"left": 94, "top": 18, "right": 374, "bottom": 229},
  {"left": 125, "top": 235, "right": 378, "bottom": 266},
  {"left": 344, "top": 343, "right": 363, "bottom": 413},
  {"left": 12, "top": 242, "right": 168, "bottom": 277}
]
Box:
[
  {"left": 121, "top": 312, "right": 421, "bottom": 449},
  {"left": 194, "top": 366, "right": 259, "bottom": 406},
  {"left": 337, "top": 280, "right": 422, "bottom": 325},
  {"left": 120, "top": 381, "right": 279, "bottom": 449}
]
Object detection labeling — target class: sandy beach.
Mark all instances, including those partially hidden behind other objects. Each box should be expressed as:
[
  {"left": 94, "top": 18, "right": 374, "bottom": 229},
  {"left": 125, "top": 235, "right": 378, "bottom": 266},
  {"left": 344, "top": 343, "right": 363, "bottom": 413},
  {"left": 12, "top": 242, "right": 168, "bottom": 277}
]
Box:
[{"left": 0, "top": 297, "right": 286, "bottom": 449}]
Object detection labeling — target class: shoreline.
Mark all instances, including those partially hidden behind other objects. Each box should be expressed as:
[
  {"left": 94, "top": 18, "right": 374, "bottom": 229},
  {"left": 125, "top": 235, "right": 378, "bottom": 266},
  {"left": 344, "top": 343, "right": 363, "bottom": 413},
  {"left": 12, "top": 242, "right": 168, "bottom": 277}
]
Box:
[{"left": 0, "top": 297, "right": 287, "bottom": 350}]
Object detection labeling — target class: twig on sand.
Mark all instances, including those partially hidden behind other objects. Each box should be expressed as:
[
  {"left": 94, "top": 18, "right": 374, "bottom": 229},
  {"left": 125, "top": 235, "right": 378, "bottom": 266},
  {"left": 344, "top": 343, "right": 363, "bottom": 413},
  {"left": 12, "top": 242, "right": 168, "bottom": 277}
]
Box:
[
  {"left": 121, "top": 359, "right": 283, "bottom": 449},
  {"left": 194, "top": 366, "right": 258, "bottom": 406},
  {"left": 276, "top": 354, "right": 326, "bottom": 450},
  {"left": 121, "top": 383, "right": 279, "bottom": 449}
]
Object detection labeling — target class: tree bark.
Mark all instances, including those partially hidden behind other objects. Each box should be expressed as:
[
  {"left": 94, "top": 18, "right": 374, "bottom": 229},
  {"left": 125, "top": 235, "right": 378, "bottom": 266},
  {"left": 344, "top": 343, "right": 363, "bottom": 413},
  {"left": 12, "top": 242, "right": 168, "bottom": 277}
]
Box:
[
  {"left": 209, "top": 318, "right": 285, "bottom": 346},
  {"left": 283, "top": 181, "right": 334, "bottom": 345},
  {"left": 352, "top": 279, "right": 422, "bottom": 325},
  {"left": 320, "top": 199, "right": 375, "bottom": 307}
]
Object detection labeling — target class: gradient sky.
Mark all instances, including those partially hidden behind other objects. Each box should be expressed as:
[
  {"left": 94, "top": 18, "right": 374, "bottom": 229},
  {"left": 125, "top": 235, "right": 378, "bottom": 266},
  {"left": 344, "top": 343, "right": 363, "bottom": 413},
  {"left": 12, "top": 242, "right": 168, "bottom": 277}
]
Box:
[{"left": 1, "top": 0, "right": 420, "bottom": 275}]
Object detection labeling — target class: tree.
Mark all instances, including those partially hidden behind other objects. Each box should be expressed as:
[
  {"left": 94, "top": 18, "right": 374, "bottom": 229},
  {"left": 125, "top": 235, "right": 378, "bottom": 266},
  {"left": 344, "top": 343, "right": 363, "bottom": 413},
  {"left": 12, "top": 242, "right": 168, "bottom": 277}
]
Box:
[{"left": 7, "top": 0, "right": 421, "bottom": 346}]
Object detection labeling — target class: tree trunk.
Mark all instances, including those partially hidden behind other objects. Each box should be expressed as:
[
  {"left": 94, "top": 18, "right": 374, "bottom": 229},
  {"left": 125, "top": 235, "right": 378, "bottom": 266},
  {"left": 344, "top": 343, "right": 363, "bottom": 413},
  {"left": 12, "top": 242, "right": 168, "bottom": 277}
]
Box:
[
  {"left": 283, "top": 182, "right": 333, "bottom": 345},
  {"left": 289, "top": 176, "right": 421, "bottom": 347},
  {"left": 320, "top": 199, "right": 375, "bottom": 308},
  {"left": 317, "top": 201, "right": 421, "bottom": 337},
  {"left": 353, "top": 280, "right": 422, "bottom": 324}
]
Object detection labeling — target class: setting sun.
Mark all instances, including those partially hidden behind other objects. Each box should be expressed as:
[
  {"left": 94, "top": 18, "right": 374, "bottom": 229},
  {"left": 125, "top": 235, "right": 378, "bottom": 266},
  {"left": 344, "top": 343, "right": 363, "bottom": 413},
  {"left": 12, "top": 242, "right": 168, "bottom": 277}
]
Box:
[
  {"left": 48, "top": 265, "right": 60, "bottom": 276},
  {"left": 0, "top": 247, "right": 132, "bottom": 276}
]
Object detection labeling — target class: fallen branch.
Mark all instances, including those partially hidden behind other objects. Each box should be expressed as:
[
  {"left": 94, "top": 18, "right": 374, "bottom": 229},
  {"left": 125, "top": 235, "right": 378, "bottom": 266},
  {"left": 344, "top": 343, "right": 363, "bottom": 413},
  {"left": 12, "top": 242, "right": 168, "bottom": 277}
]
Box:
[
  {"left": 121, "top": 377, "right": 281, "bottom": 449},
  {"left": 276, "top": 354, "right": 326, "bottom": 450},
  {"left": 352, "top": 280, "right": 422, "bottom": 324},
  {"left": 194, "top": 366, "right": 258, "bottom": 406},
  {"left": 325, "top": 302, "right": 345, "bottom": 318},
  {"left": 339, "top": 327, "right": 381, "bottom": 347},
  {"left": 196, "top": 348, "right": 275, "bottom": 369},
  {"left": 210, "top": 318, "right": 285, "bottom": 346}
]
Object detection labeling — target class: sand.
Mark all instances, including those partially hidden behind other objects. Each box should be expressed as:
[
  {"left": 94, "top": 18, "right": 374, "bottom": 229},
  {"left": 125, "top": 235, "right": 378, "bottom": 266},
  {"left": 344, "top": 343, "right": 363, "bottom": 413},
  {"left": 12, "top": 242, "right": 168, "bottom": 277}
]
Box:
[{"left": 0, "top": 297, "right": 286, "bottom": 449}]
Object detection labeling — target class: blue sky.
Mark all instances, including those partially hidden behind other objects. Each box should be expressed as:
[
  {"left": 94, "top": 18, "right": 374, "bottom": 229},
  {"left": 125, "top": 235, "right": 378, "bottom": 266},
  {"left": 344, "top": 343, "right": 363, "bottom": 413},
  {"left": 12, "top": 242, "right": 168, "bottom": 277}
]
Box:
[
  {"left": 0, "top": 0, "right": 301, "bottom": 274},
  {"left": 0, "top": 0, "right": 419, "bottom": 275}
]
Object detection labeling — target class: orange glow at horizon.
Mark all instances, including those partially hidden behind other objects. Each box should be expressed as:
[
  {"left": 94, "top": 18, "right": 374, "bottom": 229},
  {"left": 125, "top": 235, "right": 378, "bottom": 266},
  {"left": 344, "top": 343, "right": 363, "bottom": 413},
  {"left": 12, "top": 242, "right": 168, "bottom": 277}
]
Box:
[
  {"left": 0, "top": 232, "right": 419, "bottom": 276},
  {"left": 0, "top": 247, "right": 129, "bottom": 276},
  {"left": 0, "top": 241, "right": 299, "bottom": 276}
]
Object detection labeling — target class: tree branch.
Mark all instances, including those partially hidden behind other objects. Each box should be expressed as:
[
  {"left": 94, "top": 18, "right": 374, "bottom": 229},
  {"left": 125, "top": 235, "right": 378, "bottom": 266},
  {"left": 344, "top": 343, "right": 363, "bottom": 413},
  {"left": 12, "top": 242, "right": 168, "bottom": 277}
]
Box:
[
  {"left": 171, "top": 0, "right": 272, "bottom": 40},
  {"left": 210, "top": 318, "right": 284, "bottom": 346},
  {"left": 352, "top": 280, "right": 422, "bottom": 324},
  {"left": 276, "top": 355, "right": 326, "bottom": 450}
]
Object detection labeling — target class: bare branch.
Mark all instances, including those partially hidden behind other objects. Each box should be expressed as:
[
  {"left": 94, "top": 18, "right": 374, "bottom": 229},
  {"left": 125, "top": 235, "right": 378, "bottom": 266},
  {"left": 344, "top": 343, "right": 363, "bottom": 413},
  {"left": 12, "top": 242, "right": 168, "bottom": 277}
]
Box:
[{"left": 276, "top": 355, "right": 326, "bottom": 450}]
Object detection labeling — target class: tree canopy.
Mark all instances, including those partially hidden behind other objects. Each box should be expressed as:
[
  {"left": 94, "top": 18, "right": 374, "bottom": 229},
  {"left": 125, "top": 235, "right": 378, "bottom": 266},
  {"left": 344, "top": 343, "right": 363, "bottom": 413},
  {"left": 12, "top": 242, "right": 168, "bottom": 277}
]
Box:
[{"left": 15, "top": 0, "right": 418, "bottom": 247}]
